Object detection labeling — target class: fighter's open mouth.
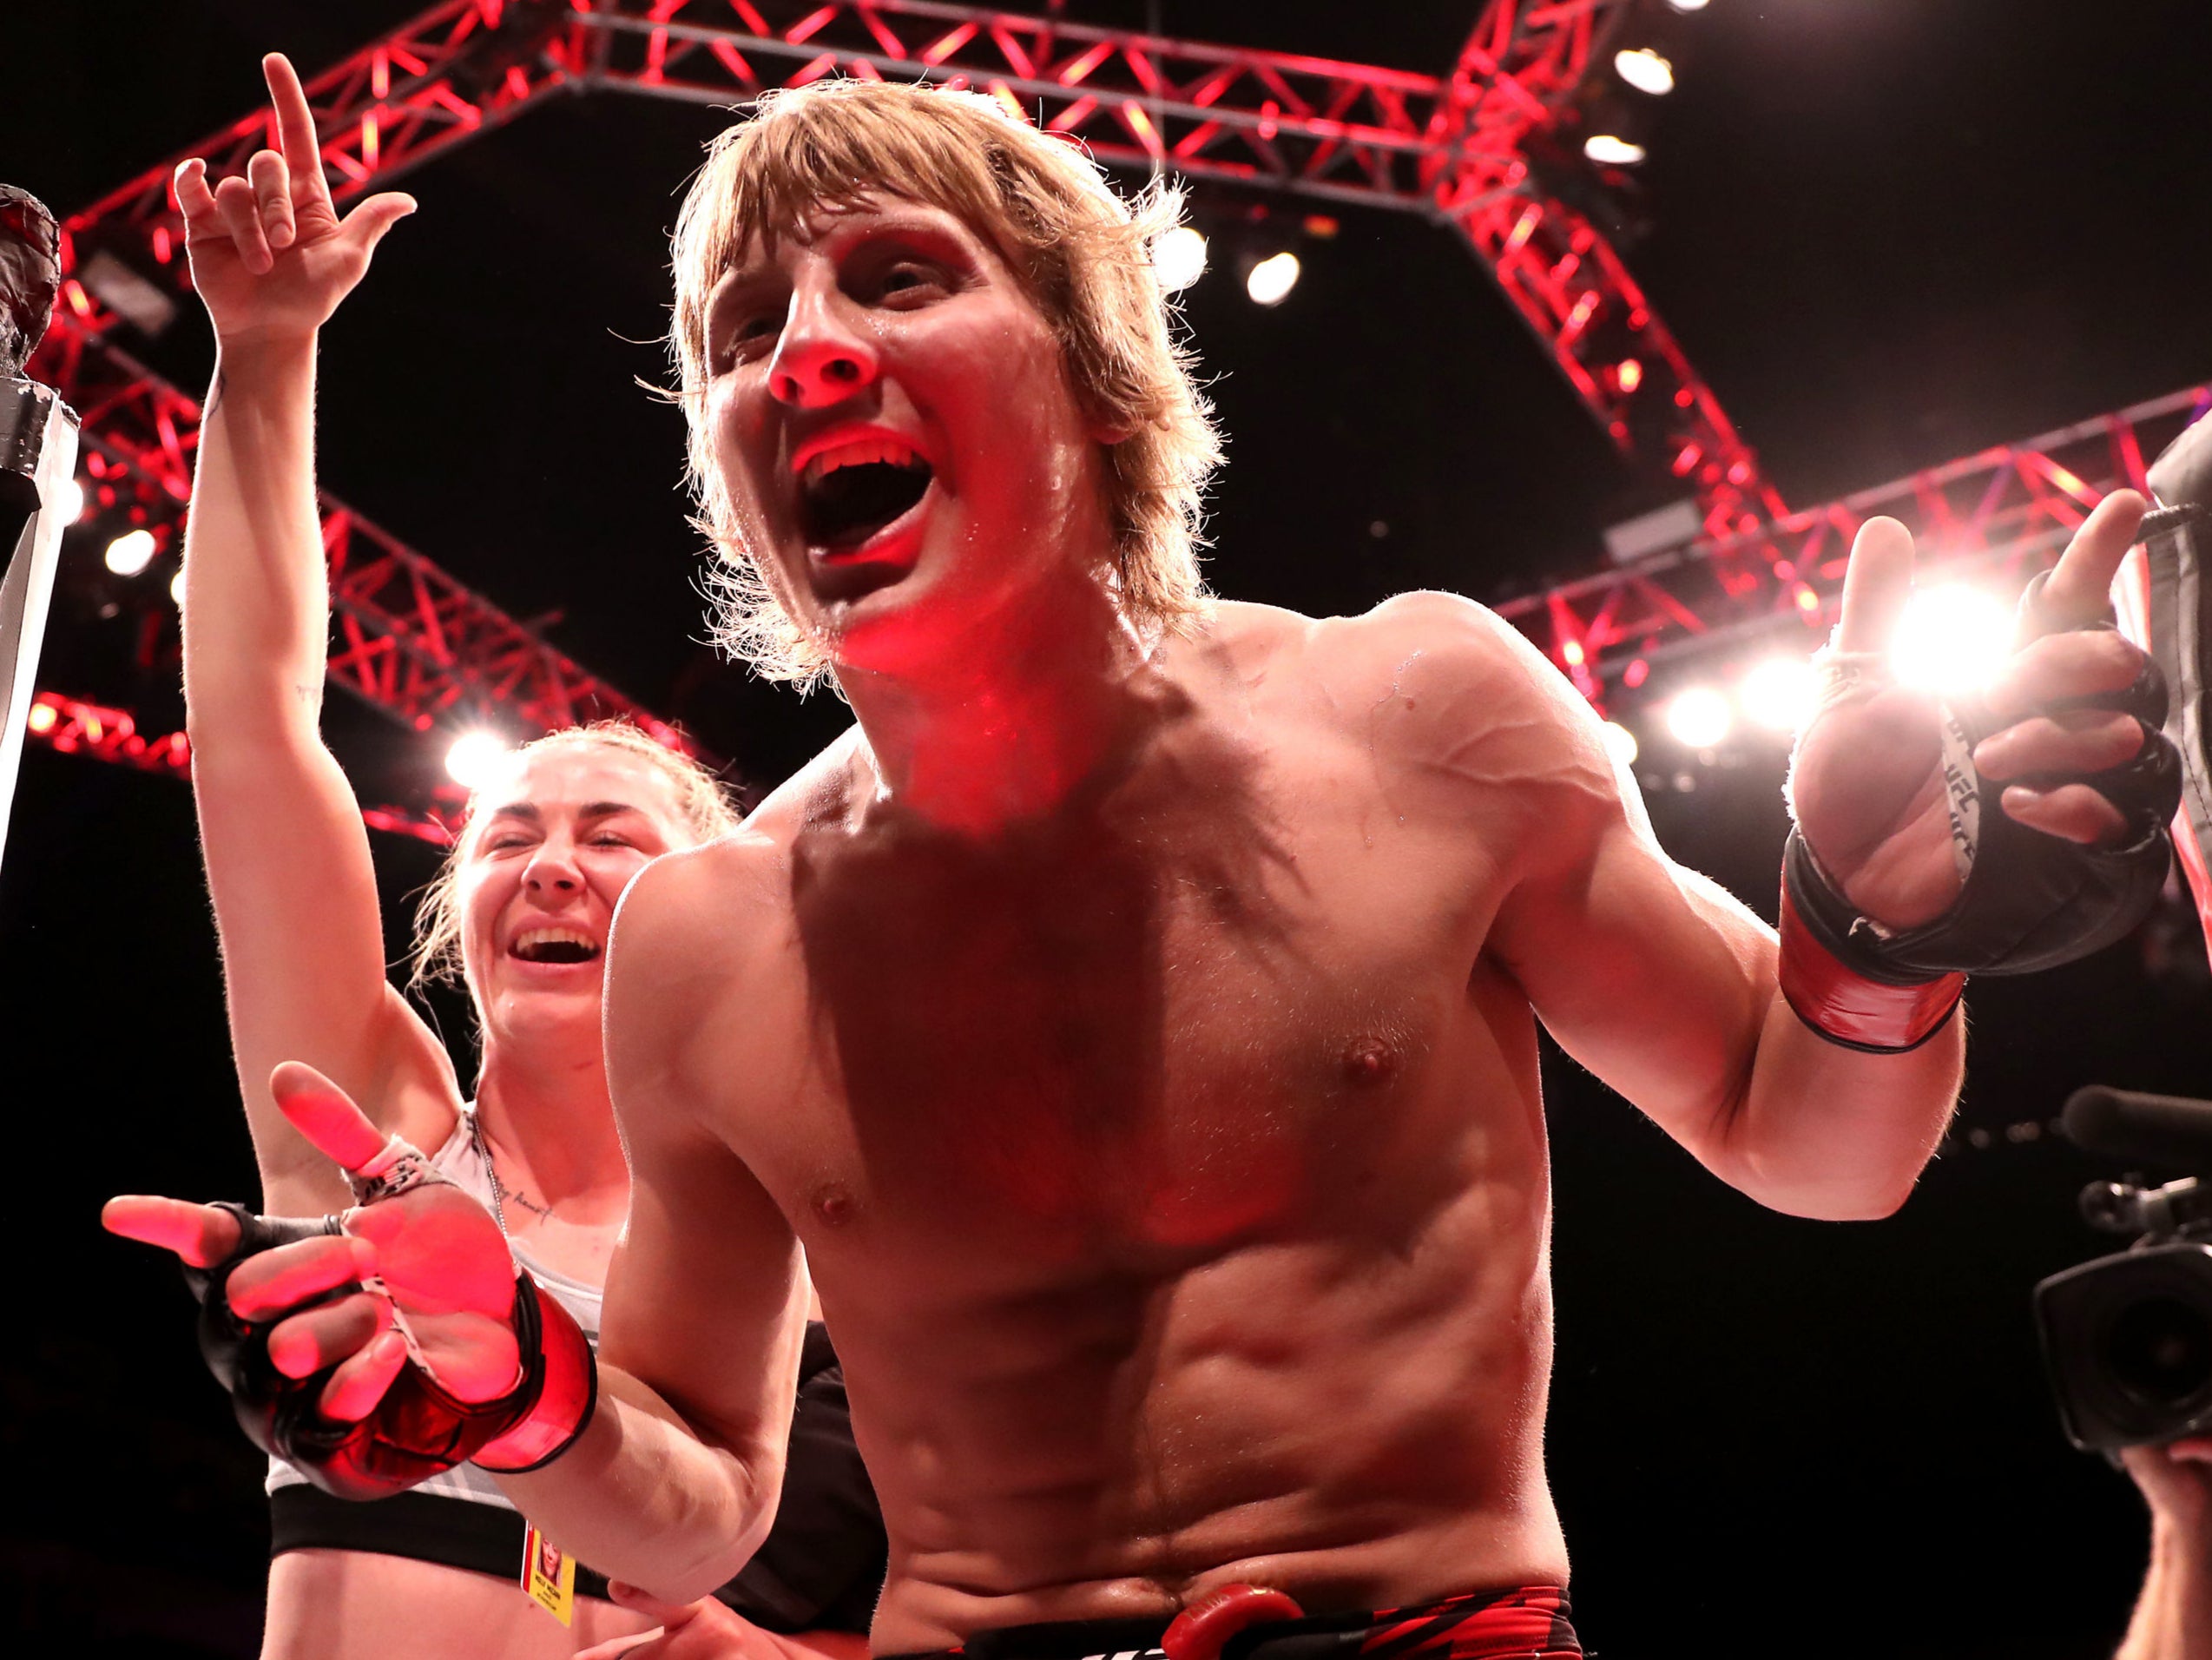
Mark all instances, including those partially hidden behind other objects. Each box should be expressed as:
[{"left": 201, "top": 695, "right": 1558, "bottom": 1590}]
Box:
[
  {"left": 510, "top": 928, "right": 602, "bottom": 965},
  {"left": 801, "top": 458, "right": 933, "bottom": 550}
]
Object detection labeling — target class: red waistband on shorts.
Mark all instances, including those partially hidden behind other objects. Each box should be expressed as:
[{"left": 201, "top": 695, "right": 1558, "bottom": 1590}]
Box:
[{"left": 883, "top": 1584, "right": 1580, "bottom": 1660}]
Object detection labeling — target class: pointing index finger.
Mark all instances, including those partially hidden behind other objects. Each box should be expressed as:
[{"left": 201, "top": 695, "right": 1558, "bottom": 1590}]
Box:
[
  {"left": 1831, "top": 515, "right": 1918, "bottom": 655},
  {"left": 2035, "top": 489, "right": 2147, "bottom": 633},
  {"left": 261, "top": 54, "right": 332, "bottom": 213},
  {"left": 271, "top": 1062, "right": 391, "bottom": 1174}
]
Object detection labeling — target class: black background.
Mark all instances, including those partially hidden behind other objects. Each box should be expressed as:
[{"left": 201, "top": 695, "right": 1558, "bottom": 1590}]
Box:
[{"left": 4, "top": 2, "right": 2211, "bottom": 1655}]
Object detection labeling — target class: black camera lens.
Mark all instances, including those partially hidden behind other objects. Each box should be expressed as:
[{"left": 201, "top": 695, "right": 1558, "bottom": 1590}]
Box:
[{"left": 2106, "top": 1295, "right": 2212, "bottom": 1406}]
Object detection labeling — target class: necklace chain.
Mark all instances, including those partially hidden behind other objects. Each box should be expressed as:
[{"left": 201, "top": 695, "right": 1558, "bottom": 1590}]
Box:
[{"left": 467, "top": 1108, "right": 514, "bottom": 1242}]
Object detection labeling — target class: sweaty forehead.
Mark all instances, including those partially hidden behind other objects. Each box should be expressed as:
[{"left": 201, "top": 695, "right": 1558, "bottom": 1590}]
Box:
[
  {"left": 719, "top": 190, "right": 999, "bottom": 286},
  {"left": 470, "top": 747, "right": 689, "bottom": 834}
]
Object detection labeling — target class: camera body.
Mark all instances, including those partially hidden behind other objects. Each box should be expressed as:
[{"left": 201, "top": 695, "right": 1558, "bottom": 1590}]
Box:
[{"left": 2036, "top": 1179, "right": 2212, "bottom": 1451}]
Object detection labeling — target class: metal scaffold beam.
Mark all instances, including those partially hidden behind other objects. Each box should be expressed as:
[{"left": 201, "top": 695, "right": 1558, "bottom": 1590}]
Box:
[
  {"left": 1500, "top": 385, "right": 2212, "bottom": 699},
  {"left": 40, "top": 3, "right": 1776, "bottom": 722},
  {"left": 44, "top": 0, "right": 2150, "bottom": 802}
]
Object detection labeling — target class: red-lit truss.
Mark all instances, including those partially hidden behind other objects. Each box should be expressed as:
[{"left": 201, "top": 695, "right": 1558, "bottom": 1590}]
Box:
[
  {"left": 21, "top": 690, "right": 457, "bottom": 843},
  {"left": 1504, "top": 384, "right": 2212, "bottom": 703},
  {"left": 33, "top": 326, "right": 694, "bottom": 744},
  {"left": 34, "top": 1, "right": 1759, "bottom": 772},
  {"left": 23, "top": 0, "right": 2184, "bottom": 814},
  {"left": 56, "top": 0, "right": 1754, "bottom": 520}
]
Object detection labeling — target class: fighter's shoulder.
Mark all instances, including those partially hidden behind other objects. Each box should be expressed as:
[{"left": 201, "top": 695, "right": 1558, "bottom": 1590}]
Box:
[{"left": 1228, "top": 590, "right": 1572, "bottom": 718}]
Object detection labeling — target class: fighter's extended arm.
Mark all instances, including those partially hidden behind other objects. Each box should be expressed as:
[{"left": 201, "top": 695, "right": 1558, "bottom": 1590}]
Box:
[
  {"left": 497, "top": 844, "right": 813, "bottom": 1601},
  {"left": 177, "top": 54, "right": 447, "bottom": 1212},
  {"left": 1438, "top": 495, "right": 2169, "bottom": 1217}
]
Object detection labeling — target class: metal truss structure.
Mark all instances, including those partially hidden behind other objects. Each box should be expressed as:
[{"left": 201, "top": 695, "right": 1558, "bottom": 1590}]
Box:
[
  {"left": 20, "top": 688, "right": 458, "bottom": 843},
  {"left": 36, "top": 322, "right": 693, "bottom": 746},
  {"left": 23, "top": 0, "right": 2203, "bottom": 814},
  {"left": 1502, "top": 384, "right": 2212, "bottom": 701}
]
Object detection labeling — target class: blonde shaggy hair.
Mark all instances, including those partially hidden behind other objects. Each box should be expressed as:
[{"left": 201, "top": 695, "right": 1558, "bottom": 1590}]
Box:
[
  {"left": 406, "top": 721, "right": 741, "bottom": 996},
  {"left": 668, "top": 77, "right": 1222, "bottom": 688}
]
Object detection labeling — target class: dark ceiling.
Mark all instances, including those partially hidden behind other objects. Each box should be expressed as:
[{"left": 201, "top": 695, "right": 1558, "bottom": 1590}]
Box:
[{"left": 4, "top": 3, "right": 2211, "bottom": 1656}]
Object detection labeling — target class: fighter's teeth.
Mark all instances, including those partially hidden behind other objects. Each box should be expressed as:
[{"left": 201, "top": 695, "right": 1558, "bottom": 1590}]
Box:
[
  {"left": 512, "top": 926, "right": 601, "bottom": 960},
  {"left": 802, "top": 436, "right": 921, "bottom": 489}
]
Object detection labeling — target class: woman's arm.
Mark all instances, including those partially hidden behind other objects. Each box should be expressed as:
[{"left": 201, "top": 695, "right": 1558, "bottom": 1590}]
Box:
[{"left": 178, "top": 54, "right": 451, "bottom": 1213}]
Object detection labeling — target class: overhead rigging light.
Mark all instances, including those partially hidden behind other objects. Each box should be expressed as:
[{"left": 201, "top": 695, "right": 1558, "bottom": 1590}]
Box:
[
  {"left": 1615, "top": 48, "right": 1675, "bottom": 96},
  {"left": 55, "top": 477, "right": 86, "bottom": 524},
  {"left": 1740, "top": 654, "right": 1818, "bottom": 732},
  {"left": 1154, "top": 226, "right": 1208, "bottom": 293},
  {"left": 103, "top": 527, "right": 157, "bottom": 576},
  {"left": 1600, "top": 720, "right": 1641, "bottom": 768},
  {"left": 1245, "top": 250, "right": 1301, "bottom": 306},
  {"left": 445, "top": 730, "right": 517, "bottom": 789},
  {"left": 1893, "top": 583, "right": 2015, "bottom": 696},
  {"left": 1583, "top": 134, "right": 1649, "bottom": 167},
  {"left": 1667, "top": 0, "right": 1709, "bottom": 11},
  {"left": 1665, "top": 686, "right": 1733, "bottom": 748}
]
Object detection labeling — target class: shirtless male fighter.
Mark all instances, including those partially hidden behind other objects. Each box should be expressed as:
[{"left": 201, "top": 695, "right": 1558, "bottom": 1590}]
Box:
[{"left": 111, "top": 76, "right": 2183, "bottom": 1660}]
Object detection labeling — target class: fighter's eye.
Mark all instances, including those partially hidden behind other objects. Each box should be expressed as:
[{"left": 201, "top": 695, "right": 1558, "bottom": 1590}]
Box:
[{"left": 874, "top": 261, "right": 945, "bottom": 301}]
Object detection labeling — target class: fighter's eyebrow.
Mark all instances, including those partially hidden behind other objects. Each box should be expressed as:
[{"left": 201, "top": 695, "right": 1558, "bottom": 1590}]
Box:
[
  {"left": 575, "top": 800, "right": 649, "bottom": 822},
  {"left": 482, "top": 802, "right": 542, "bottom": 824}
]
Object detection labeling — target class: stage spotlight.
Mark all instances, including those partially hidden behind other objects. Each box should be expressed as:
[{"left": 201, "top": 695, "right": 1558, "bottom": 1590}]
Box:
[
  {"left": 170, "top": 567, "right": 186, "bottom": 606},
  {"left": 55, "top": 478, "right": 85, "bottom": 524},
  {"left": 1155, "top": 226, "right": 1208, "bottom": 293},
  {"left": 444, "top": 730, "right": 515, "bottom": 789},
  {"left": 1246, "top": 251, "right": 1300, "bottom": 306},
  {"left": 1583, "top": 135, "right": 1648, "bottom": 167},
  {"left": 1666, "top": 686, "right": 1732, "bottom": 748},
  {"left": 27, "top": 701, "right": 57, "bottom": 735},
  {"left": 1741, "top": 655, "right": 1818, "bottom": 732},
  {"left": 1894, "top": 583, "right": 2013, "bottom": 695},
  {"left": 103, "top": 527, "right": 157, "bottom": 576},
  {"left": 1615, "top": 49, "right": 1675, "bottom": 95},
  {"left": 1601, "top": 720, "right": 1640, "bottom": 768},
  {"left": 1668, "top": 0, "right": 1709, "bottom": 11}
]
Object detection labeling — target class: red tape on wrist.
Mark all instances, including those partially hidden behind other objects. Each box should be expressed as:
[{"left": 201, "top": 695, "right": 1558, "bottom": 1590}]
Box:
[
  {"left": 474, "top": 1277, "right": 597, "bottom": 1474},
  {"left": 1778, "top": 887, "right": 1964, "bottom": 1054}
]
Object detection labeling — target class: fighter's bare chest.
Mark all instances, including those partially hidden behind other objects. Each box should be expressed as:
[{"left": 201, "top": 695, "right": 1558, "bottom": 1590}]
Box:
[{"left": 714, "top": 717, "right": 1517, "bottom": 1263}]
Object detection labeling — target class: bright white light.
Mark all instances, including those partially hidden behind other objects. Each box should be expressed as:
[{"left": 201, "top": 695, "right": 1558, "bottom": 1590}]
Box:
[
  {"left": 1740, "top": 655, "right": 1818, "bottom": 732},
  {"left": 1583, "top": 134, "right": 1649, "bottom": 167},
  {"left": 1893, "top": 584, "right": 2014, "bottom": 696},
  {"left": 444, "top": 730, "right": 516, "bottom": 790},
  {"left": 1615, "top": 48, "right": 1675, "bottom": 95},
  {"left": 1668, "top": 0, "right": 1710, "bottom": 11},
  {"left": 170, "top": 566, "right": 186, "bottom": 606},
  {"left": 1666, "top": 686, "right": 1733, "bottom": 748},
  {"left": 103, "top": 528, "right": 157, "bottom": 576},
  {"left": 1601, "top": 720, "right": 1640, "bottom": 768},
  {"left": 1245, "top": 250, "right": 1301, "bottom": 306},
  {"left": 55, "top": 478, "right": 86, "bottom": 524},
  {"left": 1155, "top": 226, "right": 1208, "bottom": 293}
]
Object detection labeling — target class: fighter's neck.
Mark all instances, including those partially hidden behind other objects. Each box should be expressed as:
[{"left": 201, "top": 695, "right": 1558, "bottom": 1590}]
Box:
[
  {"left": 471, "top": 1038, "right": 628, "bottom": 1209},
  {"left": 838, "top": 595, "right": 1165, "bottom": 837}
]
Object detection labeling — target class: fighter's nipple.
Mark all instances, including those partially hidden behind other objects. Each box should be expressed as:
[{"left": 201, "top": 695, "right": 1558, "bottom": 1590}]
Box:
[
  {"left": 1343, "top": 1036, "right": 1399, "bottom": 1085},
  {"left": 810, "top": 1182, "right": 858, "bottom": 1229}
]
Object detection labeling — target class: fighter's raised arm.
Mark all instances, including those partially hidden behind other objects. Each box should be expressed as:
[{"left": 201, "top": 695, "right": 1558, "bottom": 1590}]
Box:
[
  {"left": 177, "top": 51, "right": 442, "bottom": 1214},
  {"left": 1461, "top": 493, "right": 2175, "bottom": 1218}
]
